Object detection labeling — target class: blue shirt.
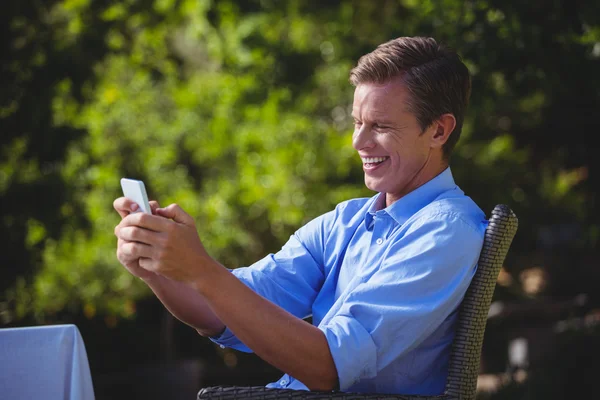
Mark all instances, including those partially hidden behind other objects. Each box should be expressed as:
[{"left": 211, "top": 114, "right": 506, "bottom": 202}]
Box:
[{"left": 211, "top": 168, "right": 487, "bottom": 395}]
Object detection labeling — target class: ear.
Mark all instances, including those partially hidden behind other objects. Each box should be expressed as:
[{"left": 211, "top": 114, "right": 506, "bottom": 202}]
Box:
[{"left": 429, "top": 113, "right": 456, "bottom": 149}]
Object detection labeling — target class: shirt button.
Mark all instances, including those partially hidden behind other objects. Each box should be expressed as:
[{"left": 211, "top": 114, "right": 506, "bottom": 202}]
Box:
[
  {"left": 376, "top": 238, "right": 383, "bottom": 245},
  {"left": 219, "top": 345, "right": 225, "bottom": 349},
  {"left": 279, "top": 379, "right": 288, "bottom": 386}
]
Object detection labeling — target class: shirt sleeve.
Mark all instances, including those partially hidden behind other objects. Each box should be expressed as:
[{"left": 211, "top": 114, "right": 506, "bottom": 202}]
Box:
[
  {"left": 318, "top": 212, "right": 485, "bottom": 391},
  {"left": 210, "top": 209, "right": 336, "bottom": 352}
]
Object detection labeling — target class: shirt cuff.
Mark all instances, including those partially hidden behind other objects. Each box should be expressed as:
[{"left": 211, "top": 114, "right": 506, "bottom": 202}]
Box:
[
  {"left": 209, "top": 325, "right": 253, "bottom": 353},
  {"left": 319, "top": 314, "right": 378, "bottom": 391}
]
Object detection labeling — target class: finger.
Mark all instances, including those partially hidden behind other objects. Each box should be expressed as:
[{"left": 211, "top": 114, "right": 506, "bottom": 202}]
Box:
[
  {"left": 114, "top": 197, "right": 139, "bottom": 219},
  {"left": 119, "top": 241, "right": 154, "bottom": 259},
  {"left": 117, "top": 238, "right": 152, "bottom": 262},
  {"left": 117, "top": 226, "right": 161, "bottom": 246},
  {"left": 139, "top": 257, "right": 158, "bottom": 273},
  {"left": 149, "top": 200, "right": 161, "bottom": 215},
  {"left": 114, "top": 219, "right": 126, "bottom": 237},
  {"left": 156, "top": 203, "right": 194, "bottom": 225},
  {"left": 114, "top": 219, "right": 129, "bottom": 236},
  {"left": 116, "top": 238, "right": 138, "bottom": 263},
  {"left": 121, "top": 212, "right": 172, "bottom": 232}
]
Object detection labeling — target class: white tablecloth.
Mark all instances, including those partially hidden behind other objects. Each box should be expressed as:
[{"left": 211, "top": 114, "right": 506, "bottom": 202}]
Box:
[{"left": 0, "top": 324, "right": 95, "bottom": 400}]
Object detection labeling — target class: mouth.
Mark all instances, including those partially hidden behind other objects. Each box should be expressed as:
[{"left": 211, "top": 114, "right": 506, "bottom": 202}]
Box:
[{"left": 361, "top": 156, "right": 390, "bottom": 171}]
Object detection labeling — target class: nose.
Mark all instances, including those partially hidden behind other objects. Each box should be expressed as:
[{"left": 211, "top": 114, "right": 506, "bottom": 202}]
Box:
[{"left": 352, "top": 124, "right": 375, "bottom": 151}]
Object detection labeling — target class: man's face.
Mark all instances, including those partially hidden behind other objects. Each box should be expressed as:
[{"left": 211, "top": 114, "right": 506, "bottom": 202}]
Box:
[{"left": 352, "top": 79, "right": 438, "bottom": 203}]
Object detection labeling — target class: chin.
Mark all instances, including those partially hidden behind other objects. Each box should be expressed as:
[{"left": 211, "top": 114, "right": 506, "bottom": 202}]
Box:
[{"left": 364, "top": 177, "right": 384, "bottom": 193}]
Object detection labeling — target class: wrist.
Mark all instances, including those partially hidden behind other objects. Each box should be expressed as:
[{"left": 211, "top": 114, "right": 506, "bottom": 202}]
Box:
[
  {"left": 140, "top": 271, "right": 162, "bottom": 286},
  {"left": 189, "top": 256, "right": 225, "bottom": 295}
]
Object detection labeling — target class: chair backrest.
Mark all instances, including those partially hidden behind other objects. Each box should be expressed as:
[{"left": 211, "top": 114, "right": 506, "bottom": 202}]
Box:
[{"left": 444, "top": 204, "right": 518, "bottom": 400}]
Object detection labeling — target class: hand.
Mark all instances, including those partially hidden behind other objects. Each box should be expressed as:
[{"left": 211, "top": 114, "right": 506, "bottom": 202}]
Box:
[
  {"left": 114, "top": 203, "right": 211, "bottom": 283},
  {"left": 113, "top": 197, "right": 161, "bottom": 280}
]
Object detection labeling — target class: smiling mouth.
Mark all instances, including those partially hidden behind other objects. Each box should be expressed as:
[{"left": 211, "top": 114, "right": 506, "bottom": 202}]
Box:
[{"left": 362, "top": 156, "right": 390, "bottom": 168}]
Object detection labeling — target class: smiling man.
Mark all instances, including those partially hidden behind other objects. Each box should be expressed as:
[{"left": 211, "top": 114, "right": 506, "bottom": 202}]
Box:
[{"left": 113, "top": 36, "right": 486, "bottom": 395}]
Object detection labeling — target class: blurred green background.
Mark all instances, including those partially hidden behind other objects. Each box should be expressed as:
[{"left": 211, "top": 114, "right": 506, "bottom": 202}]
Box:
[{"left": 2, "top": 0, "right": 599, "bottom": 399}]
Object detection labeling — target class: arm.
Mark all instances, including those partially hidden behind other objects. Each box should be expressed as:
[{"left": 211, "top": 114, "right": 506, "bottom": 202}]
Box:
[
  {"left": 194, "top": 261, "right": 338, "bottom": 391},
  {"left": 113, "top": 197, "right": 224, "bottom": 336},
  {"left": 318, "top": 213, "right": 485, "bottom": 391},
  {"left": 143, "top": 273, "right": 224, "bottom": 337},
  {"left": 115, "top": 203, "right": 338, "bottom": 390}
]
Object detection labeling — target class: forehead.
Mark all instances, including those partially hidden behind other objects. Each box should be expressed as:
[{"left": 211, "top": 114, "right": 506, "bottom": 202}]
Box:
[{"left": 352, "top": 79, "right": 412, "bottom": 117}]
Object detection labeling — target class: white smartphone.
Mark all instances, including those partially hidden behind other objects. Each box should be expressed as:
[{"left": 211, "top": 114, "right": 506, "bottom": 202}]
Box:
[{"left": 120, "top": 178, "right": 152, "bottom": 214}]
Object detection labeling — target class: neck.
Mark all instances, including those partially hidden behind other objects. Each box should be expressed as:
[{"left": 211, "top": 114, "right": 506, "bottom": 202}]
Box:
[{"left": 385, "top": 162, "right": 448, "bottom": 207}]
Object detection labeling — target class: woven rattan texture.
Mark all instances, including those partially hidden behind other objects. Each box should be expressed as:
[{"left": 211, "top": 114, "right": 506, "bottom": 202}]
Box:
[
  {"left": 444, "top": 204, "right": 518, "bottom": 400},
  {"left": 197, "top": 386, "right": 446, "bottom": 400},
  {"left": 198, "top": 205, "right": 518, "bottom": 400}
]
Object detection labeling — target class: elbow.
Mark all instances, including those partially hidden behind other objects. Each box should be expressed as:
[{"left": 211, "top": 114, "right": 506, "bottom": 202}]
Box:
[
  {"left": 196, "top": 328, "right": 210, "bottom": 337},
  {"left": 196, "top": 325, "right": 225, "bottom": 338},
  {"left": 307, "top": 380, "right": 338, "bottom": 392},
  {"left": 304, "top": 368, "right": 338, "bottom": 392},
  {"left": 195, "top": 320, "right": 226, "bottom": 338},
  {"left": 305, "top": 378, "right": 338, "bottom": 392},
  {"left": 304, "top": 337, "right": 339, "bottom": 391}
]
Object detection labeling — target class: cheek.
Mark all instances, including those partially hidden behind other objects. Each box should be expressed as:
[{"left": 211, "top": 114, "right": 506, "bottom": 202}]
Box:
[{"left": 383, "top": 138, "right": 404, "bottom": 163}]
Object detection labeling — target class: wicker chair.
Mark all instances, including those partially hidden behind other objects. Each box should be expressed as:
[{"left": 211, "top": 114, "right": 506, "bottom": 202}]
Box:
[{"left": 198, "top": 204, "right": 518, "bottom": 400}]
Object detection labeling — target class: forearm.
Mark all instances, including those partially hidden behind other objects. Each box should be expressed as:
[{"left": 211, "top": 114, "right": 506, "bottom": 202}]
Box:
[
  {"left": 193, "top": 261, "right": 338, "bottom": 391},
  {"left": 143, "top": 273, "right": 224, "bottom": 337}
]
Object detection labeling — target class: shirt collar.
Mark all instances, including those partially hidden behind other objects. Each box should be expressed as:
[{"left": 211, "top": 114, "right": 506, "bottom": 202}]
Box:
[{"left": 364, "top": 167, "right": 456, "bottom": 228}]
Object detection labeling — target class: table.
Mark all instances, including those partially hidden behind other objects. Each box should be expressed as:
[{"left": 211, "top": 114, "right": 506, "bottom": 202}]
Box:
[{"left": 0, "top": 324, "right": 95, "bottom": 400}]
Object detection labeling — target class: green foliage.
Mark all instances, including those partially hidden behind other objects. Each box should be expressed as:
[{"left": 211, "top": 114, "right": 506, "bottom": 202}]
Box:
[{"left": 2, "top": 0, "right": 600, "bottom": 323}]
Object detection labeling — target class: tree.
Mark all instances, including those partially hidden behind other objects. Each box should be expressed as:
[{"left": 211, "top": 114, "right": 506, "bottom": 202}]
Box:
[{"left": 2, "top": 0, "right": 599, "bottom": 333}]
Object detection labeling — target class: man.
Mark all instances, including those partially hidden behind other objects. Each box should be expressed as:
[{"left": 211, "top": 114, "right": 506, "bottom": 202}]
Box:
[{"left": 113, "top": 36, "right": 486, "bottom": 395}]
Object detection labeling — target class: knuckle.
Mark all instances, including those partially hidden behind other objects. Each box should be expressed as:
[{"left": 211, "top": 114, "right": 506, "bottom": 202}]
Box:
[
  {"left": 138, "top": 213, "right": 149, "bottom": 225},
  {"left": 117, "top": 226, "right": 129, "bottom": 240},
  {"left": 123, "top": 242, "right": 135, "bottom": 256},
  {"left": 117, "top": 248, "right": 128, "bottom": 262},
  {"left": 157, "top": 235, "right": 167, "bottom": 247},
  {"left": 120, "top": 243, "right": 129, "bottom": 256},
  {"left": 127, "top": 227, "right": 138, "bottom": 240},
  {"left": 166, "top": 223, "right": 176, "bottom": 234}
]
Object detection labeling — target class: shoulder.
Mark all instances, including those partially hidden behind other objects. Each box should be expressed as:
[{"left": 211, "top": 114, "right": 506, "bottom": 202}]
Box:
[{"left": 408, "top": 192, "right": 487, "bottom": 237}]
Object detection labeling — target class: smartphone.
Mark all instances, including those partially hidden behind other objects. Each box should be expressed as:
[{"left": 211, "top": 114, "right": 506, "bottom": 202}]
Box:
[{"left": 120, "top": 178, "right": 152, "bottom": 214}]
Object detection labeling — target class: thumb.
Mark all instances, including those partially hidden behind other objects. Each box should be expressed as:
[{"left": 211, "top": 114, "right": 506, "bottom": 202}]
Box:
[{"left": 156, "top": 204, "right": 194, "bottom": 225}]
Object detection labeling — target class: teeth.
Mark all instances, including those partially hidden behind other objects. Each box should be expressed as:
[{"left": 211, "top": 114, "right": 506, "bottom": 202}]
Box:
[{"left": 362, "top": 157, "right": 388, "bottom": 164}]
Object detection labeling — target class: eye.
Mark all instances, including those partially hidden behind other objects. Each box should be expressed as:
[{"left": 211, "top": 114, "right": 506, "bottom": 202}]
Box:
[
  {"left": 353, "top": 119, "right": 363, "bottom": 128},
  {"left": 374, "top": 123, "right": 391, "bottom": 131}
]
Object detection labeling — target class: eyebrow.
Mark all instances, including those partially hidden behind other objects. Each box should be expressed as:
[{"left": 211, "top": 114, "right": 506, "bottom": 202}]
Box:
[{"left": 351, "top": 114, "right": 395, "bottom": 125}]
